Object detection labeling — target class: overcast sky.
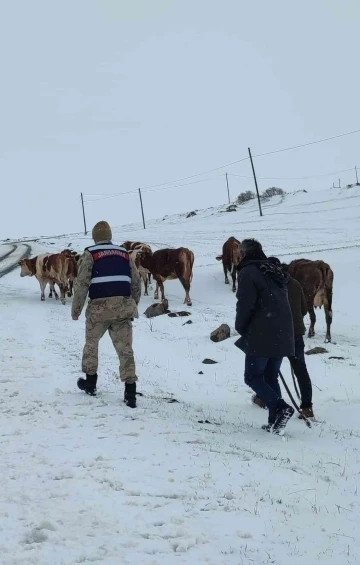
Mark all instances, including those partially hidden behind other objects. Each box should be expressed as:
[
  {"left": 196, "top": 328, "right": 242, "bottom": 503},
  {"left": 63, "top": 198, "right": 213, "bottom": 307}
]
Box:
[{"left": 0, "top": 0, "right": 359, "bottom": 239}]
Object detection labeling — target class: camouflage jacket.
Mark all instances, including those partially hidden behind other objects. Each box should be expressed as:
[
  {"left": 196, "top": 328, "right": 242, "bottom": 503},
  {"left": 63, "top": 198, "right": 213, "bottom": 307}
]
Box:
[{"left": 71, "top": 241, "right": 141, "bottom": 319}]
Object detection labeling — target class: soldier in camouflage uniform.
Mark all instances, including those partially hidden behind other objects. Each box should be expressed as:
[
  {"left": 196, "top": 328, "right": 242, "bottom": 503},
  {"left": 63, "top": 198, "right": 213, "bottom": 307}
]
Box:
[{"left": 71, "top": 221, "right": 141, "bottom": 407}]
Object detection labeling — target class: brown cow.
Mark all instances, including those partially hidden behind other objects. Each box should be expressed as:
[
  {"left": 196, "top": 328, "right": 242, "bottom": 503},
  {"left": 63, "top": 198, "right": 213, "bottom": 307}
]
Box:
[
  {"left": 286, "top": 258, "right": 334, "bottom": 343},
  {"left": 19, "top": 253, "right": 72, "bottom": 304},
  {"left": 139, "top": 247, "right": 194, "bottom": 306},
  {"left": 61, "top": 249, "right": 80, "bottom": 296},
  {"left": 216, "top": 236, "right": 241, "bottom": 292}
]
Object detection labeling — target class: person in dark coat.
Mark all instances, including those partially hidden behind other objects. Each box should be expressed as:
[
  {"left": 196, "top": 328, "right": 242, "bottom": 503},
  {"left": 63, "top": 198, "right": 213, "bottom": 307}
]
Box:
[
  {"left": 252, "top": 259, "right": 315, "bottom": 420},
  {"left": 235, "top": 239, "right": 295, "bottom": 433},
  {"left": 285, "top": 265, "right": 315, "bottom": 419}
]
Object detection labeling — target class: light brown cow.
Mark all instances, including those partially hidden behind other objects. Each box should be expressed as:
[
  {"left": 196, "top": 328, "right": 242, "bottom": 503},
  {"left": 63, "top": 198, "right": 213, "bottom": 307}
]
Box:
[
  {"left": 286, "top": 258, "right": 334, "bottom": 343},
  {"left": 19, "top": 253, "right": 73, "bottom": 304},
  {"left": 19, "top": 255, "right": 61, "bottom": 300},
  {"left": 48, "top": 281, "right": 60, "bottom": 300},
  {"left": 216, "top": 236, "right": 241, "bottom": 292},
  {"left": 122, "top": 241, "right": 143, "bottom": 251},
  {"left": 139, "top": 247, "right": 194, "bottom": 306},
  {"left": 129, "top": 247, "right": 152, "bottom": 296},
  {"left": 122, "top": 241, "right": 152, "bottom": 284},
  {"left": 18, "top": 255, "right": 56, "bottom": 299}
]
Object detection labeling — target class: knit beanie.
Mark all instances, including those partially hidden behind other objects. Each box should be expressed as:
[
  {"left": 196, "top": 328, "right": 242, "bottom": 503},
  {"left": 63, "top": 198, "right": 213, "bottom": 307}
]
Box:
[{"left": 92, "top": 221, "right": 112, "bottom": 243}]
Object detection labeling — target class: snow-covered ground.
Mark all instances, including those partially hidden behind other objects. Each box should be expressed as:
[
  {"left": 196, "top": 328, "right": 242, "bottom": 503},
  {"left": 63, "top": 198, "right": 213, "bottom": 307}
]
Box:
[{"left": 1, "top": 186, "right": 360, "bottom": 564}]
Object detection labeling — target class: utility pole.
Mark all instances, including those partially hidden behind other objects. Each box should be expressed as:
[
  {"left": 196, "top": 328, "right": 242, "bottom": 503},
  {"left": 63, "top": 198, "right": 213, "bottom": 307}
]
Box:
[
  {"left": 338, "top": 178, "right": 341, "bottom": 189},
  {"left": 248, "top": 147, "right": 263, "bottom": 217},
  {"left": 138, "top": 188, "right": 146, "bottom": 229},
  {"left": 355, "top": 166, "right": 359, "bottom": 184},
  {"left": 225, "top": 172, "right": 231, "bottom": 204},
  {"left": 80, "top": 192, "right": 87, "bottom": 235}
]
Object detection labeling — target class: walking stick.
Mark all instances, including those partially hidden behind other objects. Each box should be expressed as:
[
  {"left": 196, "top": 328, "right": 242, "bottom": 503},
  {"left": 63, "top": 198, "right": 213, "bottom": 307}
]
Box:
[
  {"left": 278, "top": 370, "right": 312, "bottom": 429},
  {"left": 290, "top": 364, "right": 301, "bottom": 400}
]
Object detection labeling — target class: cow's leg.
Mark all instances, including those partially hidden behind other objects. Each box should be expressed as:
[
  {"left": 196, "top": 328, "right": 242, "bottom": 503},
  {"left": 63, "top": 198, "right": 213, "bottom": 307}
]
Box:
[
  {"left": 223, "top": 262, "right": 229, "bottom": 285},
  {"left": 49, "top": 281, "right": 59, "bottom": 300},
  {"left": 143, "top": 274, "right": 148, "bottom": 296},
  {"left": 308, "top": 301, "right": 316, "bottom": 338},
  {"left": 39, "top": 279, "right": 47, "bottom": 301},
  {"left": 154, "top": 280, "right": 159, "bottom": 300},
  {"left": 231, "top": 265, "right": 237, "bottom": 293},
  {"left": 154, "top": 276, "right": 164, "bottom": 300},
  {"left": 159, "top": 280, "right": 166, "bottom": 302},
  {"left": 324, "top": 287, "right": 333, "bottom": 343},
  {"left": 59, "top": 283, "right": 66, "bottom": 305},
  {"left": 154, "top": 276, "right": 165, "bottom": 301},
  {"left": 67, "top": 280, "right": 73, "bottom": 298},
  {"left": 179, "top": 277, "right": 192, "bottom": 306}
]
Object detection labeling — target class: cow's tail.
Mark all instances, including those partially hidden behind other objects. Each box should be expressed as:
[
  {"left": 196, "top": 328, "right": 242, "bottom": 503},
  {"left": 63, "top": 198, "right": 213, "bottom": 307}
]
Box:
[
  {"left": 189, "top": 250, "right": 195, "bottom": 282},
  {"left": 314, "top": 262, "right": 333, "bottom": 312},
  {"left": 324, "top": 264, "right": 334, "bottom": 316},
  {"left": 314, "top": 288, "right": 325, "bottom": 309}
]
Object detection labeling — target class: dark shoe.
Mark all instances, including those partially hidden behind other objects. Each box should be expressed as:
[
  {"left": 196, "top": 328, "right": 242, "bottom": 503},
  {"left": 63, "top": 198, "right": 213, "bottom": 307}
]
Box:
[
  {"left": 298, "top": 406, "right": 315, "bottom": 420},
  {"left": 77, "top": 374, "right": 97, "bottom": 396},
  {"left": 272, "top": 404, "right": 294, "bottom": 435},
  {"left": 251, "top": 394, "right": 266, "bottom": 409},
  {"left": 124, "top": 382, "right": 137, "bottom": 408}
]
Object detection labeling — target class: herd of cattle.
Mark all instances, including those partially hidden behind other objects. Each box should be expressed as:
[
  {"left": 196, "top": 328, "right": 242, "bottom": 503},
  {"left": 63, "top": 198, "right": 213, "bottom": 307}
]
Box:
[{"left": 18, "top": 236, "right": 333, "bottom": 342}]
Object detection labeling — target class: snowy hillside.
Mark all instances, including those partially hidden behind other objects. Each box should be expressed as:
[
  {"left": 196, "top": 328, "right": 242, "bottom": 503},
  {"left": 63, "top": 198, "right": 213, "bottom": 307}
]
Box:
[{"left": 1, "top": 186, "right": 360, "bottom": 564}]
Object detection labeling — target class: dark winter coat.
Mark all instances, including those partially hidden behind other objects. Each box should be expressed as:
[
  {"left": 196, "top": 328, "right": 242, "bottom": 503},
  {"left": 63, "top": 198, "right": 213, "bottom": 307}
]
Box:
[
  {"left": 235, "top": 257, "right": 295, "bottom": 358},
  {"left": 287, "top": 277, "right": 308, "bottom": 336}
]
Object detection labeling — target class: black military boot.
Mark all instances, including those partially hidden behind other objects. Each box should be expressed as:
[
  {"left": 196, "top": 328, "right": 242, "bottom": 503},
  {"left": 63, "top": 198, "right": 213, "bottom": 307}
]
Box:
[
  {"left": 124, "top": 382, "right": 136, "bottom": 408},
  {"left": 77, "top": 374, "right": 97, "bottom": 396}
]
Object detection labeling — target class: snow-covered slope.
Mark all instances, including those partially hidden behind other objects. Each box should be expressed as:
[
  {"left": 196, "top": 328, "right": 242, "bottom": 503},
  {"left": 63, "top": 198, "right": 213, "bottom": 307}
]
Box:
[{"left": 1, "top": 186, "right": 360, "bottom": 564}]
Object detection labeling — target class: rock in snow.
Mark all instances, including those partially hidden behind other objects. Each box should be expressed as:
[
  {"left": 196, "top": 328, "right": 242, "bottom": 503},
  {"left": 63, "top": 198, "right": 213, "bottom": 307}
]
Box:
[
  {"left": 144, "top": 299, "right": 169, "bottom": 318},
  {"left": 210, "top": 324, "right": 231, "bottom": 342},
  {"left": 305, "top": 346, "right": 328, "bottom": 355}
]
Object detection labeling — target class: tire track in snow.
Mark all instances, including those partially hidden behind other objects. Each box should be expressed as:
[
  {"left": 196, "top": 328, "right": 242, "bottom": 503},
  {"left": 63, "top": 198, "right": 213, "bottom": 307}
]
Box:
[
  {"left": 0, "top": 244, "right": 32, "bottom": 279},
  {"left": 0, "top": 244, "right": 16, "bottom": 262}
]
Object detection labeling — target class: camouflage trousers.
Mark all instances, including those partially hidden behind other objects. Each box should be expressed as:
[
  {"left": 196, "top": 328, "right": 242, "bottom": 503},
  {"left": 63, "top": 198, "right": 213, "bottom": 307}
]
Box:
[{"left": 82, "top": 318, "right": 137, "bottom": 383}]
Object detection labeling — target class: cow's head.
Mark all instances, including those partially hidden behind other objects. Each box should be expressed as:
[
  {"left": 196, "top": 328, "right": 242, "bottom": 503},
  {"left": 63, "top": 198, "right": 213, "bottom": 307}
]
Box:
[
  {"left": 18, "top": 258, "right": 36, "bottom": 277},
  {"left": 138, "top": 248, "right": 152, "bottom": 269},
  {"left": 61, "top": 249, "right": 80, "bottom": 262}
]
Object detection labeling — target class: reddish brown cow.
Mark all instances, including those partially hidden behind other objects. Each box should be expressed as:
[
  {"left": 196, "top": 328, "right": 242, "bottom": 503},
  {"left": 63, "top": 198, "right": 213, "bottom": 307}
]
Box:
[
  {"left": 19, "top": 253, "right": 73, "bottom": 304},
  {"left": 216, "top": 236, "right": 241, "bottom": 292},
  {"left": 287, "top": 258, "right": 334, "bottom": 343},
  {"left": 139, "top": 247, "right": 194, "bottom": 306}
]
